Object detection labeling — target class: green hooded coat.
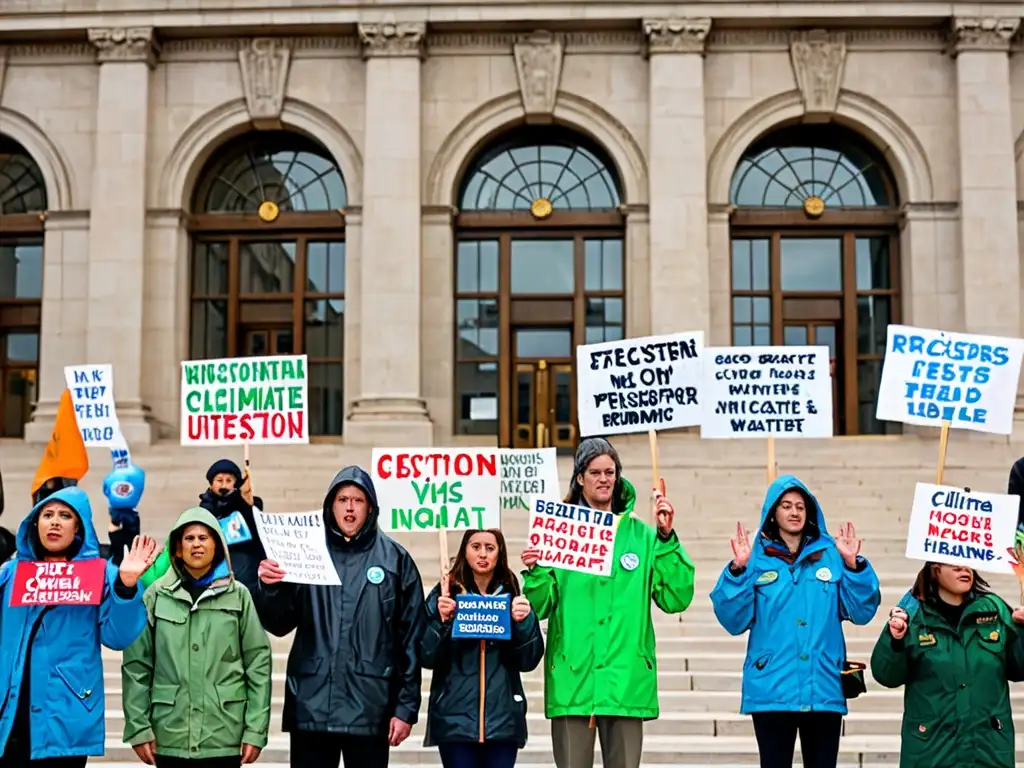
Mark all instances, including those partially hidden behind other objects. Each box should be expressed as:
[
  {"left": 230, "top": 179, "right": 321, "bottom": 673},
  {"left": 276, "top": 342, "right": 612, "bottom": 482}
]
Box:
[
  {"left": 522, "top": 477, "right": 695, "bottom": 719},
  {"left": 870, "top": 591, "right": 1024, "bottom": 768},
  {"left": 121, "top": 507, "right": 272, "bottom": 759}
]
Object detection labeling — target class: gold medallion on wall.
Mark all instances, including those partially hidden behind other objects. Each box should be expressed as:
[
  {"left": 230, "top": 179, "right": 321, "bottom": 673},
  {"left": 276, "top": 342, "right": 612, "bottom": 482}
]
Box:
[
  {"left": 530, "top": 198, "right": 553, "bottom": 220},
  {"left": 803, "top": 196, "right": 825, "bottom": 219},
  {"left": 258, "top": 201, "right": 280, "bottom": 222}
]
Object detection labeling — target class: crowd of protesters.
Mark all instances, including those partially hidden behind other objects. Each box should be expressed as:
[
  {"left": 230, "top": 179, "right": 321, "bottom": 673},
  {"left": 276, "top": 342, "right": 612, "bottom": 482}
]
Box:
[{"left": 0, "top": 440, "right": 1023, "bottom": 768}]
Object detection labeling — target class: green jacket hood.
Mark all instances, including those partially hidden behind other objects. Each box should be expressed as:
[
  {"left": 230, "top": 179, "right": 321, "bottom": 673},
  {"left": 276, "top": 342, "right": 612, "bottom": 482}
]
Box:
[{"left": 165, "top": 506, "right": 233, "bottom": 583}]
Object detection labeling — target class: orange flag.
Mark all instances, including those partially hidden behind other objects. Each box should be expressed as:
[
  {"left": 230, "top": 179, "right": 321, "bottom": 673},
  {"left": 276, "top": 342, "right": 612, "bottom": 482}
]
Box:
[{"left": 31, "top": 388, "right": 89, "bottom": 497}]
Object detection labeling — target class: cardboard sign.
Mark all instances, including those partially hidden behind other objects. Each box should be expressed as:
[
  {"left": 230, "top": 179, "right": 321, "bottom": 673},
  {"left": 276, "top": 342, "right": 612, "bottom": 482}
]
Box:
[
  {"left": 701, "top": 346, "right": 833, "bottom": 438},
  {"left": 876, "top": 325, "right": 1024, "bottom": 435},
  {"left": 576, "top": 331, "right": 704, "bottom": 437},
  {"left": 499, "top": 448, "right": 560, "bottom": 512},
  {"left": 9, "top": 559, "right": 106, "bottom": 606},
  {"left": 252, "top": 510, "right": 340, "bottom": 586},
  {"left": 527, "top": 497, "right": 618, "bottom": 577},
  {"left": 905, "top": 483, "right": 1019, "bottom": 574},
  {"left": 64, "top": 364, "right": 123, "bottom": 447},
  {"left": 180, "top": 355, "right": 309, "bottom": 446},
  {"left": 372, "top": 448, "right": 501, "bottom": 532},
  {"left": 452, "top": 593, "right": 512, "bottom": 640}
]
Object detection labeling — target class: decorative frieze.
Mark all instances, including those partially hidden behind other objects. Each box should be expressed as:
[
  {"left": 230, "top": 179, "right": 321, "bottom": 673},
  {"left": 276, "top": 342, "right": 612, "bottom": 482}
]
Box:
[
  {"left": 513, "top": 31, "right": 564, "bottom": 123},
  {"left": 643, "top": 18, "right": 712, "bottom": 56},
  {"left": 358, "top": 22, "right": 426, "bottom": 59},
  {"left": 948, "top": 17, "right": 1020, "bottom": 56},
  {"left": 238, "top": 38, "right": 292, "bottom": 129},
  {"left": 789, "top": 29, "right": 846, "bottom": 120},
  {"left": 88, "top": 27, "right": 160, "bottom": 68}
]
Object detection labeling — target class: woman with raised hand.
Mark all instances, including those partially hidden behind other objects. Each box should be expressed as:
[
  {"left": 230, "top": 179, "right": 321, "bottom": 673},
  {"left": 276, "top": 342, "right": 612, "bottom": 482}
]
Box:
[
  {"left": 710, "top": 474, "right": 880, "bottom": 768},
  {"left": 0, "top": 486, "right": 156, "bottom": 767},
  {"left": 420, "top": 528, "right": 543, "bottom": 768}
]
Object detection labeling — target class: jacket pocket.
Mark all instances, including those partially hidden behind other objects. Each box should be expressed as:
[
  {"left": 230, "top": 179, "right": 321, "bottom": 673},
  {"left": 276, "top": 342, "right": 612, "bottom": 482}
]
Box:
[
  {"left": 150, "top": 682, "right": 188, "bottom": 740},
  {"left": 746, "top": 652, "right": 773, "bottom": 673},
  {"left": 54, "top": 662, "right": 101, "bottom": 713},
  {"left": 353, "top": 658, "right": 391, "bottom": 711},
  {"left": 217, "top": 683, "right": 247, "bottom": 736}
]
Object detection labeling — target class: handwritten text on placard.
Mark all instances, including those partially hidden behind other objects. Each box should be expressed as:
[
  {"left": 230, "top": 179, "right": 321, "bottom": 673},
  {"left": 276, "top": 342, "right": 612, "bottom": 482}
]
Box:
[
  {"left": 527, "top": 497, "right": 618, "bottom": 577},
  {"left": 252, "top": 510, "right": 340, "bottom": 586},
  {"left": 9, "top": 559, "right": 106, "bottom": 606},
  {"left": 499, "top": 448, "right": 560, "bottom": 512},
  {"left": 64, "top": 364, "right": 122, "bottom": 447},
  {"left": 452, "top": 594, "right": 512, "bottom": 640}
]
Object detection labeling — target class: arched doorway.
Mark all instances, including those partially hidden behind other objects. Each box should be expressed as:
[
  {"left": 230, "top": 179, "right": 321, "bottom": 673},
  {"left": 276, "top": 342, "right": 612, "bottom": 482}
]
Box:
[
  {"left": 453, "top": 125, "right": 625, "bottom": 449},
  {"left": 188, "top": 131, "right": 347, "bottom": 436},
  {"left": 728, "top": 124, "right": 901, "bottom": 436},
  {"left": 0, "top": 136, "right": 45, "bottom": 437}
]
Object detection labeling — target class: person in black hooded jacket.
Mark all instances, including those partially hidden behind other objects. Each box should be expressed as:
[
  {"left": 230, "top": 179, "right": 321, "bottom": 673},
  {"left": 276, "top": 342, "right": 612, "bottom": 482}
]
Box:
[
  {"left": 199, "top": 458, "right": 266, "bottom": 595},
  {"left": 256, "top": 465, "right": 426, "bottom": 768}
]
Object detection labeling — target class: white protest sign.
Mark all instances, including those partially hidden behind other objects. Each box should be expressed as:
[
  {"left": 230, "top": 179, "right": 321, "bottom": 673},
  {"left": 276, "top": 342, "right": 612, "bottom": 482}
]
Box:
[
  {"left": 527, "top": 497, "right": 618, "bottom": 577},
  {"left": 576, "top": 331, "right": 703, "bottom": 437},
  {"left": 64, "top": 364, "right": 123, "bottom": 447},
  {"left": 372, "top": 448, "right": 501, "bottom": 532},
  {"left": 252, "top": 510, "right": 340, "bottom": 586},
  {"left": 876, "top": 325, "right": 1024, "bottom": 435},
  {"left": 701, "top": 346, "right": 833, "bottom": 438},
  {"left": 499, "top": 448, "right": 560, "bottom": 513},
  {"left": 905, "top": 483, "right": 1019, "bottom": 574}
]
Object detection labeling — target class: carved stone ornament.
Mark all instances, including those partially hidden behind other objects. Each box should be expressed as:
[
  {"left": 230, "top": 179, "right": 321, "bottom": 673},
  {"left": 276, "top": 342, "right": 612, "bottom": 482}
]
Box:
[
  {"left": 643, "top": 18, "right": 712, "bottom": 56},
  {"left": 789, "top": 30, "right": 846, "bottom": 120},
  {"left": 513, "top": 31, "right": 564, "bottom": 124},
  {"left": 949, "top": 18, "right": 1020, "bottom": 55},
  {"left": 358, "top": 22, "right": 426, "bottom": 59},
  {"left": 238, "top": 38, "right": 292, "bottom": 129},
  {"left": 88, "top": 27, "right": 160, "bottom": 67}
]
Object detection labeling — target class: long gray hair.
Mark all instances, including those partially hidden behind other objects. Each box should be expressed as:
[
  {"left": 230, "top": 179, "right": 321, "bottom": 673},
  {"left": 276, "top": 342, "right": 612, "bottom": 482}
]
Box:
[{"left": 565, "top": 437, "right": 627, "bottom": 512}]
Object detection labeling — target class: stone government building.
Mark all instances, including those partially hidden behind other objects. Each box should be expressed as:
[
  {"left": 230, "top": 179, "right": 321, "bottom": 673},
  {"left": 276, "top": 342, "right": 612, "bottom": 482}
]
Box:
[{"left": 0, "top": 2, "right": 1022, "bottom": 448}]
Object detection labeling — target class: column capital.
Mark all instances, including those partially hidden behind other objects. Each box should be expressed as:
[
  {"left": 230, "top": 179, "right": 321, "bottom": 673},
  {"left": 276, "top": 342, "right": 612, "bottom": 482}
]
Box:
[
  {"left": 358, "top": 22, "right": 426, "bottom": 59},
  {"left": 948, "top": 17, "right": 1020, "bottom": 56},
  {"left": 643, "top": 18, "right": 711, "bottom": 56},
  {"left": 88, "top": 27, "right": 160, "bottom": 67}
]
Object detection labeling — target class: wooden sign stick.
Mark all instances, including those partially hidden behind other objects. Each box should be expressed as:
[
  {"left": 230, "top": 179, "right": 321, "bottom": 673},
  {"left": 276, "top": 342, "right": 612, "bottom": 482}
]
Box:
[
  {"left": 439, "top": 527, "right": 450, "bottom": 593},
  {"left": 766, "top": 436, "right": 777, "bottom": 484},
  {"left": 243, "top": 442, "right": 251, "bottom": 480},
  {"left": 935, "top": 421, "right": 951, "bottom": 485},
  {"left": 478, "top": 640, "right": 486, "bottom": 742},
  {"left": 648, "top": 429, "right": 661, "bottom": 526}
]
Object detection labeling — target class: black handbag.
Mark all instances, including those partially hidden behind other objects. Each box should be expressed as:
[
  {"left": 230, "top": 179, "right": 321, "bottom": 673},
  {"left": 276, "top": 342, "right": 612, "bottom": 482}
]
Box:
[{"left": 841, "top": 660, "right": 867, "bottom": 699}]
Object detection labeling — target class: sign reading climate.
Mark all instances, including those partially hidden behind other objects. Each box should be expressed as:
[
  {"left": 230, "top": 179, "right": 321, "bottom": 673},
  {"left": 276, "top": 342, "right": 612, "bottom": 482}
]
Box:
[{"left": 180, "top": 355, "right": 309, "bottom": 446}]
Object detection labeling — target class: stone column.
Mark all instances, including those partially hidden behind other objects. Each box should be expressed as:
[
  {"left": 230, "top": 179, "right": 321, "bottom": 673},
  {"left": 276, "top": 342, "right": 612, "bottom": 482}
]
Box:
[
  {"left": 643, "top": 19, "right": 712, "bottom": 336},
  {"left": 344, "top": 22, "right": 433, "bottom": 445},
  {"left": 707, "top": 207, "right": 732, "bottom": 346},
  {"left": 83, "top": 27, "right": 157, "bottom": 444}
]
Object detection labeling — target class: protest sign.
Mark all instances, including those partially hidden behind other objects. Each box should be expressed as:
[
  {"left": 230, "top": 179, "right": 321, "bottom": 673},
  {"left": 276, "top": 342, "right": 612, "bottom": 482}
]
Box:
[
  {"left": 905, "top": 483, "right": 1019, "bottom": 574},
  {"left": 180, "top": 355, "right": 309, "bottom": 446},
  {"left": 252, "top": 510, "right": 340, "bottom": 586},
  {"left": 527, "top": 497, "right": 618, "bottom": 576},
  {"left": 373, "top": 448, "right": 501, "bottom": 532},
  {"left": 576, "top": 332, "right": 703, "bottom": 437},
  {"left": 876, "top": 325, "right": 1024, "bottom": 435},
  {"left": 9, "top": 559, "right": 106, "bottom": 606},
  {"left": 452, "top": 593, "right": 512, "bottom": 640},
  {"left": 499, "top": 448, "right": 560, "bottom": 512},
  {"left": 701, "top": 346, "right": 833, "bottom": 438},
  {"left": 64, "top": 364, "right": 122, "bottom": 447}
]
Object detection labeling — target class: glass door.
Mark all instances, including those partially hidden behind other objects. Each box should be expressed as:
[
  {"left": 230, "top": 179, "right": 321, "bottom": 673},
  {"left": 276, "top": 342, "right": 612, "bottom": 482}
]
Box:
[
  {"left": 783, "top": 321, "right": 842, "bottom": 435},
  {"left": 510, "top": 326, "right": 576, "bottom": 450},
  {"left": 241, "top": 326, "right": 294, "bottom": 356}
]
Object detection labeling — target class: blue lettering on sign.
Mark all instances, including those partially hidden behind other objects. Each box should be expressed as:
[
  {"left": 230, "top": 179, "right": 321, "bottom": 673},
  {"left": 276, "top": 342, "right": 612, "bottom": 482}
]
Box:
[
  {"left": 219, "top": 510, "right": 253, "bottom": 545},
  {"left": 888, "top": 332, "right": 1011, "bottom": 426},
  {"left": 452, "top": 593, "right": 512, "bottom": 641}
]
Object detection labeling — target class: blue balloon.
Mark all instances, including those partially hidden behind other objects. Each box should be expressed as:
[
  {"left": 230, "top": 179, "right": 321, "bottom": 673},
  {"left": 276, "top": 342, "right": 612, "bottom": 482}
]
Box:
[{"left": 103, "top": 464, "right": 145, "bottom": 510}]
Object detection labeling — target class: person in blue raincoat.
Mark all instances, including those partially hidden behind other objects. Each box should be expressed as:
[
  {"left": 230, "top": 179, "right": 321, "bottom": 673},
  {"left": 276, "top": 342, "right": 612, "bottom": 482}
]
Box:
[
  {"left": 709, "top": 475, "right": 881, "bottom": 768},
  {"left": 0, "top": 486, "right": 157, "bottom": 767}
]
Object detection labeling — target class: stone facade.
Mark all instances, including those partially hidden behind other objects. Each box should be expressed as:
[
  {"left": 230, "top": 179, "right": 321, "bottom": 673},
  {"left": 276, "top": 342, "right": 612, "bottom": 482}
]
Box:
[{"left": 0, "top": 2, "right": 1022, "bottom": 444}]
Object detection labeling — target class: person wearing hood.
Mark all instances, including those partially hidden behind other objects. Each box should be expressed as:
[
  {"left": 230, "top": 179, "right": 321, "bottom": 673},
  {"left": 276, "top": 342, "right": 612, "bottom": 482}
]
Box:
[
  {"left": 0, "top": 486, "right": 157, "bottom": 766},
  {"left": 141, "top": 458, "right": 266, "bottom": 594},
  {"left": 257, "top": 465, "right": 426, "bottom": 768},
  {"left": 710, "top": 475, "right": 881, "bottom": 768},
  {"left": 121, "top": 507, "right": 272, "bottom": 767},
  {"left": 1006, "top": 457, "right": 1024, "bottom": 547},
  {"left": 519, "top": 437, "right": 695, "bottom": 768}
]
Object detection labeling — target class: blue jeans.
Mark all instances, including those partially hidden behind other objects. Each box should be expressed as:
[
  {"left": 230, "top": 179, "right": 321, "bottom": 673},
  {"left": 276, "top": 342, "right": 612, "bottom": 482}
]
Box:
[{"left": 438, "top": 742, "right": 518, "bottom": 768}]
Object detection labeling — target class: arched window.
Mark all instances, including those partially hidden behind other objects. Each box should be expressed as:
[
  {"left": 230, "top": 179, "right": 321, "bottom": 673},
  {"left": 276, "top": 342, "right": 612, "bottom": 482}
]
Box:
[
  {"left": 188, "top": 131, "right": 346, "bottom": 436},
  {"left": 0, "top": 136, "right": 45, "bottom": 437},
  {"left": 454, "top": 126, "right": 625, "bottom": 451},
  {"left": 728, "top": 124, "right": 900, "bottom": 436}
]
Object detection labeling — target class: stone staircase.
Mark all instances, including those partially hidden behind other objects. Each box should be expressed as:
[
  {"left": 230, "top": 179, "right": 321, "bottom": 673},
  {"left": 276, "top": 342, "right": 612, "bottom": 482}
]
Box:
[{"left": 2, "top": 432, "right": 1023, "bottom": 765}]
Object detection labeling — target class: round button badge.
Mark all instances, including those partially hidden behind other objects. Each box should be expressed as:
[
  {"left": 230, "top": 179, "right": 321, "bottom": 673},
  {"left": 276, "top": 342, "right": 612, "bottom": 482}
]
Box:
[
  {"left": 366, "top": 566, "right": 385, "bottom": 585},
  {"left": 620, "top": 553, "right": 640, "bottom": 571}
]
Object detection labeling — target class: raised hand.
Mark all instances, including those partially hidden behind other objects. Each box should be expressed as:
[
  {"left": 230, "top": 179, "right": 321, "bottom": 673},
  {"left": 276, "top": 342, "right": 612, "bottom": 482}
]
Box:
[
  {"left": 835, "top": 522, "right": 862, "bottom": 568},
  {"left": 653, "top": 489, "right": 675, "bottom": 537},
  {"left": 888, "top": 607, "right": 909, "bottom": 639},
  {"left": 240, "top": 473, "right": 255, "bottom": 506},
  {"left": 511, "top": 595, "right": 532, "bottom": 623},
  {"left": 730, "top": 521, "right": 752, "bottom": 570},
  {"left": 437, "top": 593, "right": 456, "bottom": 623},
  {"left": 119, "top": 535, "right": 158, "bottom": 589},
  {"left": 521, "top": 547, "right": 541, "bottom": 569},
  {"left": 1012, "top": 607, "right": 1024, "bottom": 625}
]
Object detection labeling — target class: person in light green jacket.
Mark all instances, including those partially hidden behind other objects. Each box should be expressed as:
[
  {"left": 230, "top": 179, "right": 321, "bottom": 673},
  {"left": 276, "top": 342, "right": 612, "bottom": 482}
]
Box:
[
  {"left": 121, "top": 507, "right": 272, "bottom": 767},
  {"left": 520, "top": 437, "right": 695, "bottom": 768}
]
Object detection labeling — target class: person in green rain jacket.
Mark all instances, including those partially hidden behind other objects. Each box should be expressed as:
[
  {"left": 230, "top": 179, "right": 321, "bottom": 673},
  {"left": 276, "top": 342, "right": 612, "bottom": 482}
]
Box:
[
  {"left": 870, "top": 561, "right": 1024, "bottom": 768},
  {"left": 121, "top": 507, "right": 272, "bottom": 767},
  {"left": 520, "top": 437, "right": 695, "bottom": 768}
]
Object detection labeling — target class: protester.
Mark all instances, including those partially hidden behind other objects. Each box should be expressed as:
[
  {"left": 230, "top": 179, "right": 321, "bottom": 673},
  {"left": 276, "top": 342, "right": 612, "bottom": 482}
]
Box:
[
  {"left": 257, "top": 465, "right": 426, "bottom": 768},
  {"left": 871, "top": 563, "right": 1024, "bottom": 768},
  {"left": 710, "top": 474, "right": 880, "bottom": 768},
  {"left": 142, "top": 458, "right": 265, "bottom": 593},
  {"left": 421, "top": 528, "right": 544, "bottom": 768},
  {"left": 519, "top": 437, "right": 695, "bottom": 768},
  {"left": 0, "top": 486, "right": 157, "bottom": 766},
  {"left": 1007, "top": 456, "right": 1024, "bottom": 546},
  {"left": 122, "top": 507, "right": 272, "bottom": 767}
]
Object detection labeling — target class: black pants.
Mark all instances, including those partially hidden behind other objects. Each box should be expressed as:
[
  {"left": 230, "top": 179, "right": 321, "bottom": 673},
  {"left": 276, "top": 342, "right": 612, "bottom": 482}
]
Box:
[
  {"left": 438, "top": 741, "right": 518, "bottom": 768},
  {"left": 156, "top": 757, "right": 241, "bottom": 767},
  {"left": 289, "top": 731, "right": 390, "bottom": 768},
  {"left": 0, "top": 757, "right": 86, "bottom": 768},
  {"left": 751, "top": 711, "right": 843, "bottom": 768}
]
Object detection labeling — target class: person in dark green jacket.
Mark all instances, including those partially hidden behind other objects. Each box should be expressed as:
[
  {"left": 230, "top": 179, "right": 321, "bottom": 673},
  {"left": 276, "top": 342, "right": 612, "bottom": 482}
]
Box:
[
  {"left": 870, "top": 561, "right": 1024, "bottom": 768},
  {"left": 121, "top": 507, "right": 272, "bottom": 767},
  {"left": 520, "top": 437, "right": 695, "bottom": 768}
]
